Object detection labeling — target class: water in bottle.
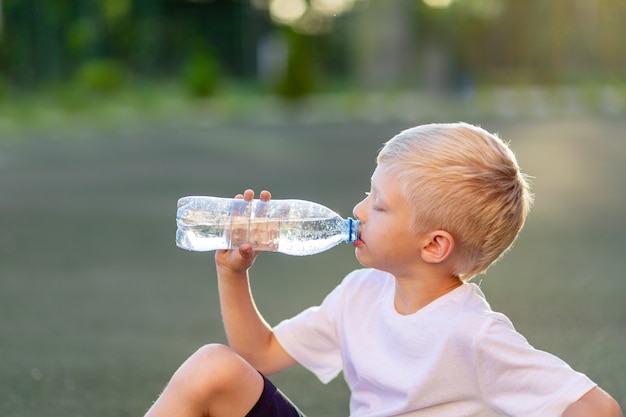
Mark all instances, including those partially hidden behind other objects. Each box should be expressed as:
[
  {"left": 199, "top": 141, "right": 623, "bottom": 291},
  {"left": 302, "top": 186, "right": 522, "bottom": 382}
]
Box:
[{"left": 175, "top": 196, "right": 360, "bottom": 256}]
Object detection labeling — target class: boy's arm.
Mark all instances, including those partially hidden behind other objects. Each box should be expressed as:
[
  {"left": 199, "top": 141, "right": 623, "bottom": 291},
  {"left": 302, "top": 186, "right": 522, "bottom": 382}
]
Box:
[
  {"left": 562, "top": 387, "right": 622, "bottom": 417},
  {"left": 215, "top": 244, "right": 297, "bottom": 376},
  {"left": 214, "top": 189, "right": 297, "bottom": 376}
]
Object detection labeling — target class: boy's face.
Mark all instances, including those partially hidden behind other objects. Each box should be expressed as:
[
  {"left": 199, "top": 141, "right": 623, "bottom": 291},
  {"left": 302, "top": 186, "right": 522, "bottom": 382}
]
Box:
[{"left": 352, "top": 163, "right": 424, "bottom": 277}]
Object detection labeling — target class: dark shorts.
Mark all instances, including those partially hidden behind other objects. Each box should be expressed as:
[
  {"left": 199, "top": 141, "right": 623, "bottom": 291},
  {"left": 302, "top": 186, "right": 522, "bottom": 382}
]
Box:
[{"left": 246, "top": 374, "right": 307, "bottom": 417}]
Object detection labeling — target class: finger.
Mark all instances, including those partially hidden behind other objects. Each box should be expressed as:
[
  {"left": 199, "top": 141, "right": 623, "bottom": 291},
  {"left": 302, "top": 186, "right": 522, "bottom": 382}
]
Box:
[
  {"left": 239, "top": 243, "right": 254, "bottom": 258},
  {"left": 259, "top": 190, "right": 271, "bottom": 201},
  {"left": 243, "top": 189, "right": 255, "bottom": 201}
]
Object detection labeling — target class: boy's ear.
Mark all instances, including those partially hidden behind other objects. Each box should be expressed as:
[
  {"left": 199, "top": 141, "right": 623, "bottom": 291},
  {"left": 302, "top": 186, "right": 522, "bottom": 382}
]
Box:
[{"left": 421, "top": 230, "right": 455, "bottom": 264}]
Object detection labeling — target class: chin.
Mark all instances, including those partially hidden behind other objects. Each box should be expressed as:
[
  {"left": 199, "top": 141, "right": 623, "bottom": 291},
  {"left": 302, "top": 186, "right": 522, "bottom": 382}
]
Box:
[{"left": 354, "top": 249, "right": 372, "bottom": 268}]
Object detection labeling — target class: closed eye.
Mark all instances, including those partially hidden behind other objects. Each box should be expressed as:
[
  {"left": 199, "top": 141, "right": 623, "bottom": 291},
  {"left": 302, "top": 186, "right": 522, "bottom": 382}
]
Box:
[{"left": 365, "top": 191, "right": 384, "bottom": 211}]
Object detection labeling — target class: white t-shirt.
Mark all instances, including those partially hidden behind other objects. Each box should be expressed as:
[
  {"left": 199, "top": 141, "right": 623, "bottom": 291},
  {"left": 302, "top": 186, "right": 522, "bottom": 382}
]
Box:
[{"left": 273, "top": 268, "right": 596, "bottom": 417}]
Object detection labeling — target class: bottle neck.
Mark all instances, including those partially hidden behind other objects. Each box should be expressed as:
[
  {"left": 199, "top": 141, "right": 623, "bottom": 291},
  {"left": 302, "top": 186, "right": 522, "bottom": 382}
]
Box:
[{"left": 346, "top": 217, "right": 360, "bottom": 243}]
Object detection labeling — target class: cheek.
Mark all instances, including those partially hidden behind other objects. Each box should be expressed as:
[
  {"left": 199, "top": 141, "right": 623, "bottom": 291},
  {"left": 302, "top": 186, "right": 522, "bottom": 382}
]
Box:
[
  {"left": 372, "top": 220, "right": 413, "bottom": 248},
  {"left": 368, "top": 222, "right": 397, "bottom": 246}
]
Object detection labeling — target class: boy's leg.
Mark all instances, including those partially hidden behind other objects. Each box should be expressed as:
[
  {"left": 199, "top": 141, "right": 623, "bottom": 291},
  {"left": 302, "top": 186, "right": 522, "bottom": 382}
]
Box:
[{"left": 145, "top": 344, "right": 265, "bottom": 417}]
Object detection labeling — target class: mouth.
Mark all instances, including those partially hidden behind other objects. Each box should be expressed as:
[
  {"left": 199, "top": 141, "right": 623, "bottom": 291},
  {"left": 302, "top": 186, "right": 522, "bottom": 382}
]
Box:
[{"left": 353, "top": 239, "right": 365, "bottom": 248}]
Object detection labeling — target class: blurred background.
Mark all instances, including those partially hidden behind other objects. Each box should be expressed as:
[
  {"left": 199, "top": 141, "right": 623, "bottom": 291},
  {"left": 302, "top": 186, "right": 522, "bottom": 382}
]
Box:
[{"left": 0, "top": 1, "right": 625, "bottom": 416}]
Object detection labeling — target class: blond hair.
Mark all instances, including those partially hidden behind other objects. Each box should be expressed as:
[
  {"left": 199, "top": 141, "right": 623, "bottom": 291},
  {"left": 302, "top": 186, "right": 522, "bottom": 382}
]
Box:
[{"left": 377, "top": 122, "right": 533, "bottom": 280}]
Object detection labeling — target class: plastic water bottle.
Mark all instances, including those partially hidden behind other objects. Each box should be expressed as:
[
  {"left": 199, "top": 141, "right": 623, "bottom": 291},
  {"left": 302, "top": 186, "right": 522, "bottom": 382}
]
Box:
[{"left": 176, "top": 196, "right": 360, "bottom": 256}]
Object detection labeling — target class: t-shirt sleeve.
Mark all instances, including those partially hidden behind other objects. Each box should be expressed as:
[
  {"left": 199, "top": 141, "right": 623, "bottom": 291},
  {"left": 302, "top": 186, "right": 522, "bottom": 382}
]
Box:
[
  {"left": 476, "top": 315, "right": 597, "bottom": 417},
  {"left": 273, "top": 274, "right": 351, "bottom": 384}
]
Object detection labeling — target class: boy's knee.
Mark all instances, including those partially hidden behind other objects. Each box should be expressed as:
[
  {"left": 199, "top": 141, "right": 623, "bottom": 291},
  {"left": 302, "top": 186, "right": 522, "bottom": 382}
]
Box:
[
  {"left": 191, "top": 343, "right": 236, "bottom": 365},
  {"left": 192, "top": 344, "right": 248, "bottom": 370},
  {"left": 172, "top": 344, "right": 257, "bottom": 396}
]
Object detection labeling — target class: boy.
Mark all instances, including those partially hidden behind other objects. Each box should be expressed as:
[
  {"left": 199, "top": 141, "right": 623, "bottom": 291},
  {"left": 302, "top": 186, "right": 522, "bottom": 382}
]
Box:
[{"left": 145, "top": 122, "right": 622, "bottom": 416}]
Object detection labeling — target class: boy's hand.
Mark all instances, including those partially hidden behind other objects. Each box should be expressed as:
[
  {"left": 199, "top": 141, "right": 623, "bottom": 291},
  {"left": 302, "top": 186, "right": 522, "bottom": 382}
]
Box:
[{"left": 215, "top": 189, "right": 272, "bottom": 275}]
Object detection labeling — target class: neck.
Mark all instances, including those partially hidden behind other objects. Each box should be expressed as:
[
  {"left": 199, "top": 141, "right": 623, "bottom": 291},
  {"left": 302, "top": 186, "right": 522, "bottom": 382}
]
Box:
[{"left": 393, "top": 275, "right": 463, "bottom": 315}]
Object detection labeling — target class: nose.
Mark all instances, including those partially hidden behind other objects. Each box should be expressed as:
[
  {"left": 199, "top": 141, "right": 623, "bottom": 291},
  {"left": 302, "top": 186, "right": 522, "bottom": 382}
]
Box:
[{"left": 353, "top": 198, "right": 366, "bottom": 223}]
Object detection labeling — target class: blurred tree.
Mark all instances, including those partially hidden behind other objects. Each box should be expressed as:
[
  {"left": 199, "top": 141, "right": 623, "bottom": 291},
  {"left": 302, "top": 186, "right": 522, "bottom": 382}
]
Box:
[
  {"left": 134, "top": 0, "right": 162, "bottom": 75},
  {"left": 350, "top": 0, "right": 415, "bottom": 89},
  {"left": 0, "top": 0, "right": 623, "bottom": 93},
  {"left": 0, "top": 0, "right": 4, "bottom": 43},
  {"left": 182, "top": 45, "right": 220, "bottom": 97},
  {"left": 74, "top": 58, "right": 127, "bottom": 94},
  {"left": 274, "top": 27, "right": 317, "bottom": 99},
  {"left": 76, "top": 0, "right": 104, "bottom": 62}
]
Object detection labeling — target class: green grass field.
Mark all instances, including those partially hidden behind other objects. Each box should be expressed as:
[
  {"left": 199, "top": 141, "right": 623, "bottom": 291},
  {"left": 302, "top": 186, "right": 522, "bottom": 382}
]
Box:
[{"left": 1, "top": 117, "right": 625, "bottom": 416}]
